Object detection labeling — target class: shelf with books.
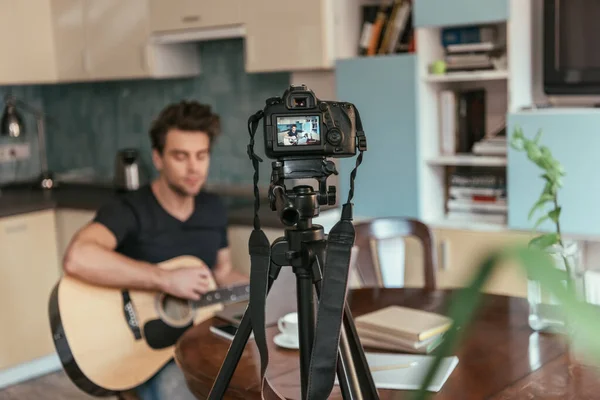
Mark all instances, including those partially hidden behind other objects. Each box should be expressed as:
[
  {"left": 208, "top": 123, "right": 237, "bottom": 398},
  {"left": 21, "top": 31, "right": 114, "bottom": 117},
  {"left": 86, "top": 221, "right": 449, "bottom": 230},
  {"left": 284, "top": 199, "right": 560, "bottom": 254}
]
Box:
[
  {"left": 427, "top": 155, "right": 506, "bottom": 167},
  {"left": 424, "top": 69, "right": 509, "bottom": 83}
]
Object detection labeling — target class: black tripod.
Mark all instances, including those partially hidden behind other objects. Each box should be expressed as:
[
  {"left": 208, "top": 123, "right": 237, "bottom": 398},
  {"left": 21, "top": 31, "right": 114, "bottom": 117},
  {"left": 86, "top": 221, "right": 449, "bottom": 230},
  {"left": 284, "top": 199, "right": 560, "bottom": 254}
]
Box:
[{"left": 207, "top": 159, "right": 379, "bottom": 400}]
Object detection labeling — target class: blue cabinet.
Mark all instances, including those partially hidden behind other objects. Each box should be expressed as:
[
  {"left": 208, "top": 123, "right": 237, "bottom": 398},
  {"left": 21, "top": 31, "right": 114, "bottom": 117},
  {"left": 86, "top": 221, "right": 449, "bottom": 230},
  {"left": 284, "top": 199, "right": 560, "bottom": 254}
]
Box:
[
  {"left": 414, "top": 0, "right": 509, "bottom": 27},
  {"left": 335, "top": 54, "right": 419, "bottom": 219},
  {"left": 507, "top": 110, "right": 600, "bottom": 237}
]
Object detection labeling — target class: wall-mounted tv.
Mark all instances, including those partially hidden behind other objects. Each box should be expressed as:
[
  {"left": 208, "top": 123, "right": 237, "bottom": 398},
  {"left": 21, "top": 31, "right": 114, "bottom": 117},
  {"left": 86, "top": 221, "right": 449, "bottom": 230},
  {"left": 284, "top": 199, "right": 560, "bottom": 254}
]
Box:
[{"left": 544, "top": 0, "right": 600, "bottom": 95}]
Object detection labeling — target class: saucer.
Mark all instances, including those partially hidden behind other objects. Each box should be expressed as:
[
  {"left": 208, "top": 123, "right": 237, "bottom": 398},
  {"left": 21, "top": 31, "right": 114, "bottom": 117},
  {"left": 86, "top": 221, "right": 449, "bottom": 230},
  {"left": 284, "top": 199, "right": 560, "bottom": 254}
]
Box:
[{"left": 273, "top": 333, "right": 299, "bottom": 350}]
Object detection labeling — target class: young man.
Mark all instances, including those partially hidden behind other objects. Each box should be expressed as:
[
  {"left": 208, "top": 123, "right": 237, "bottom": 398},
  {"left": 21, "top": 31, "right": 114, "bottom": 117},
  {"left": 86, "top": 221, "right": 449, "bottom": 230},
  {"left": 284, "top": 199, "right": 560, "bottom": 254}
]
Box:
[{"left": 63, "top": 100, "right": 248, "bottom": 400}]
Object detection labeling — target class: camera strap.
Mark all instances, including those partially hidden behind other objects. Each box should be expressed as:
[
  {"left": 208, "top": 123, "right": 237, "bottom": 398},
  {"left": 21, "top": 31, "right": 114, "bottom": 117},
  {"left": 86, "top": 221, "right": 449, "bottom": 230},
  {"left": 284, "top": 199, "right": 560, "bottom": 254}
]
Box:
[{"left": 245, "top": 107, "right": 366, "bottom": 400}]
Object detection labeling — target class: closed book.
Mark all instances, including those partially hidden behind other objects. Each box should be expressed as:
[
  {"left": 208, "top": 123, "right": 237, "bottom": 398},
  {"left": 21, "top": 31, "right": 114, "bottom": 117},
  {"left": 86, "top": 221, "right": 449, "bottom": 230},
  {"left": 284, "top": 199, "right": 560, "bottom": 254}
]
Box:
[
  {"left": 355, "top": 305, "right": 452, "bottom": 342},
  {"left": 358, "top": 326, "right": 444, "bottom": 354}
]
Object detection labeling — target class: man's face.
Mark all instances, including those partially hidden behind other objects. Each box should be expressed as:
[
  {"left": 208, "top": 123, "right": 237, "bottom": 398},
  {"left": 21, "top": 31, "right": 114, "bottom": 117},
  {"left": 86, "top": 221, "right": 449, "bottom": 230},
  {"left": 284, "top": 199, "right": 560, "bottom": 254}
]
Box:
[
  {"left": 291, "top": 126, "right": 296, "bottom": 133},
  {"left": 152, "top": 129, "right": 211, "bottom": 197}
]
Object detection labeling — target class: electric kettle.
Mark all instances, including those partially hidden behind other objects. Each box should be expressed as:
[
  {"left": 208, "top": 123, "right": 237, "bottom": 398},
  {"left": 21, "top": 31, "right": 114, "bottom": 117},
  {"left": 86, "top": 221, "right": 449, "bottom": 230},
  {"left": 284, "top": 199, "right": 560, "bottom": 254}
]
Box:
[{"left": 114, "top": 148, "right": 144, "bottom": 191}]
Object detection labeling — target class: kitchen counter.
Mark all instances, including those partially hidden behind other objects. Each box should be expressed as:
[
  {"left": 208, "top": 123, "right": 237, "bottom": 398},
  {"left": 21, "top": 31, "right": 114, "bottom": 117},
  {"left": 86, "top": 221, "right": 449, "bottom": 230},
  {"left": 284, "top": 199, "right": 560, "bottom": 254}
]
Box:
[{"left": 0, "top": 182, "right": 337, "bottom": 229}]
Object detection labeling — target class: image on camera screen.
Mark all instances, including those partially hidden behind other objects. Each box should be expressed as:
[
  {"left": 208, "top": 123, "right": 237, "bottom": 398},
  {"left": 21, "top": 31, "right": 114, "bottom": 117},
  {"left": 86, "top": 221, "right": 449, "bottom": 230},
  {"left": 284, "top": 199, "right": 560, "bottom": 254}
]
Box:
[{"left": 276, "top": 116, "right": 321, "bottom": 146}]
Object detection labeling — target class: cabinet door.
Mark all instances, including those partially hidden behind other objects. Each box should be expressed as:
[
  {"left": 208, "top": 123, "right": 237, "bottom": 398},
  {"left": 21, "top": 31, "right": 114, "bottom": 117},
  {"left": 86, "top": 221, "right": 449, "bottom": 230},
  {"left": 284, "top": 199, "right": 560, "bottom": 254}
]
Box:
[
  {"left": 244, "top": 0, "right": 332, "bottom": 72},
  {"left": 335, "top": 55, "right": 419, "bottom": 220},
  {"left": 414, "top": 0, "right": 509, "bottom": 27},
  {"left": 149, "top": 0, "right": 242, "bottom": 32},
  {"left": 85, "top": 0, "right": 150, "bottom": 80},
  {"left": 55, "top": 209, "right": 96, "bottom": 264},
  {"left": 0, "top": 0, "right": 57, "bottom": 84},
  {"left": 434, "top": 228, "right": 531, "bottom": 298},
  {"left": 0, "top": 210, "right": 61, "bottom": 369},
  {"left": 51, "top": 0, "right": 88, "bottom": 82}
]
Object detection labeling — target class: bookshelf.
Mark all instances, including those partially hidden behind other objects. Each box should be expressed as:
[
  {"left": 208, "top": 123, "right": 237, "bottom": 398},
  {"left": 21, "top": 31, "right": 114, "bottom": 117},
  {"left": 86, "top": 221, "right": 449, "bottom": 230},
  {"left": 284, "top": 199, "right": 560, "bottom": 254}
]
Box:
[
  {"left": 416, "top": 0, "right": 533, "bottom": 229},
  {"left": 336, "top": 0, "right": 533, "bottom": 232}
]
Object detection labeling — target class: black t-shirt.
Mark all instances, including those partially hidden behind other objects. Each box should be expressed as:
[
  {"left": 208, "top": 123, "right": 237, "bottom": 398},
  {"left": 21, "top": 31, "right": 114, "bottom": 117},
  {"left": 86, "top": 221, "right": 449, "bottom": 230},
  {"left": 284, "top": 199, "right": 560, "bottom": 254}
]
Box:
[{"left": 93, "top": 185, "right": 229, "bottom": 269}]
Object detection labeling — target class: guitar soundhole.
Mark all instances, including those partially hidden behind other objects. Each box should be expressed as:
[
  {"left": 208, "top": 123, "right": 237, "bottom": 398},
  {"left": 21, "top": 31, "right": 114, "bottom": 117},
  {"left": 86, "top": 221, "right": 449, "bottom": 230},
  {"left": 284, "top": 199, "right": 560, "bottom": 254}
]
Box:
[{"left": 157, "top": 294, "right": 193, "bottom": 327}]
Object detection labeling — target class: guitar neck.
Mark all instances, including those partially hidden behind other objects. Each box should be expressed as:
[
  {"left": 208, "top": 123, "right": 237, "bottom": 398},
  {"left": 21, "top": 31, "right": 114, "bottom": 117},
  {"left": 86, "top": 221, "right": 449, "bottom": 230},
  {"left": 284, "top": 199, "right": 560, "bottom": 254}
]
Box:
[{"left": 191, "top": 284, "right": 250, "bottom": 309}]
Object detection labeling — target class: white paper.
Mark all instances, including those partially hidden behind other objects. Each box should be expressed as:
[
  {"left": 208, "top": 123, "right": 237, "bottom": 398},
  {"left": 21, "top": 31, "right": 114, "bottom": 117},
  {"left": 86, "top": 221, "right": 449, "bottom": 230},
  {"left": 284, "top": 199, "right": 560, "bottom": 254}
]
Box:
[{"left": 335, "top": 352, "right": 459, "bottom": 392}]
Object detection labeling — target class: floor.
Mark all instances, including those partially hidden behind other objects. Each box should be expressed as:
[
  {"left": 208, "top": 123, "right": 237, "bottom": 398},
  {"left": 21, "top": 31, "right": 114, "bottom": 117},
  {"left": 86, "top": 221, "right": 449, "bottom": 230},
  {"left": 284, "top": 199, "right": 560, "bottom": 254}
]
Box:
[{"left": 0, "top": 371, "right": 118, "bottom": 400}]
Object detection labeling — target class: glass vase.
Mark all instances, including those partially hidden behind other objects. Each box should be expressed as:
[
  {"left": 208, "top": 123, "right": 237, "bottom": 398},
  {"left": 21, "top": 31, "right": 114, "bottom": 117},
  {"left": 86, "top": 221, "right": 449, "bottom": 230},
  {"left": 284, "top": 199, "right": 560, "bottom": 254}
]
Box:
[{"left": 527, "top": 241, "right": 583, "bottom": 334}]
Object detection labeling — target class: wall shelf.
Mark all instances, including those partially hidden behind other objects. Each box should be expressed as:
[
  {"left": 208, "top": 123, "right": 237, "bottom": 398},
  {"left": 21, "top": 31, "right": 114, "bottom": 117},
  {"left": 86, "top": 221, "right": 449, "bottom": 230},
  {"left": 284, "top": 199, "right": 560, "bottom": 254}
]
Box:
[
  {"left": 424, "top": 69, "right": 509, "bottom": 83},
  {"left": 427, "top": 155, "right": 507, "bottom": 167},
  {"left": 424, "top": 70, "right": 509, "bottom": 83}
]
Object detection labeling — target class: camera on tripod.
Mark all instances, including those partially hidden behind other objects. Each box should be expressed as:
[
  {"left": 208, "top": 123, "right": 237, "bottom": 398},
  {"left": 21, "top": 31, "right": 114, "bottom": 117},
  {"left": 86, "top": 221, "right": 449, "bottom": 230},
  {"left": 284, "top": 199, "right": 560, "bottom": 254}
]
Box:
[{"left": 263, "top": 84, "right": 365, "bottom": 160}]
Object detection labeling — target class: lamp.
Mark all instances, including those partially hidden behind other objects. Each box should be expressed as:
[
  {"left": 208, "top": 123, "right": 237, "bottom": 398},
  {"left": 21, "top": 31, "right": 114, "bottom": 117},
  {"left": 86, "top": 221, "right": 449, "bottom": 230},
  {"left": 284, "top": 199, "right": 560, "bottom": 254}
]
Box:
[{"left": 0, "top": 94, "right": 55, "bottom": 189}]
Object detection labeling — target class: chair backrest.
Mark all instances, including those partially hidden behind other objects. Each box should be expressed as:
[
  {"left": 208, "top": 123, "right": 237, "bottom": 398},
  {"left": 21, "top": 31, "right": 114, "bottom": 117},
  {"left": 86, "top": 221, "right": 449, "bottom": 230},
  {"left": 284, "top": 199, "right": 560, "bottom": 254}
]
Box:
[{"left": 352, "top": 217, "right": 437, "bottom": 289}]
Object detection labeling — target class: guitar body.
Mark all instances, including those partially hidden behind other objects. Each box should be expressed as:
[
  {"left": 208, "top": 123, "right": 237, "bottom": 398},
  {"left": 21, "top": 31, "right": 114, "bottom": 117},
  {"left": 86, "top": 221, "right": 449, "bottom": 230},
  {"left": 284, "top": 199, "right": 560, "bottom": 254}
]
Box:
[{"left": 48, "top": 256, "right": 240, "bottom": 396}]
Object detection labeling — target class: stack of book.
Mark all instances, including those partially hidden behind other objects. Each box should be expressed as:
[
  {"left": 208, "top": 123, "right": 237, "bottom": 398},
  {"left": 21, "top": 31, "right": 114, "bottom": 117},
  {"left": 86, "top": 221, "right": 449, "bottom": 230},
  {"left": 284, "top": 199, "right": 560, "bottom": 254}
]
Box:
[
  {"left": 355, "top": 305, "right": 452, "bottom": 354},
  {"left": 358, "top": 0, "right": 414, "bottom": 56},
  {"left": 472, "top": 135, "right": 507, "bottom": 156},
  {"left": 438, "top": 25, "right": 506, "bottom": 73},
  {"left": 446, "top": 168, "right": 507, "bottom": 224}
]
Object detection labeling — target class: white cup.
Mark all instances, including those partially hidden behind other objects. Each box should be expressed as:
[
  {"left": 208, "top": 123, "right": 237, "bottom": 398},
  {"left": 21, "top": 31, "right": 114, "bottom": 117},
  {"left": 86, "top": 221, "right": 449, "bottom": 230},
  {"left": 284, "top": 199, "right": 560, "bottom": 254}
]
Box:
[{"left": 277, "top": 312, "right": 299, "bottom": 343}]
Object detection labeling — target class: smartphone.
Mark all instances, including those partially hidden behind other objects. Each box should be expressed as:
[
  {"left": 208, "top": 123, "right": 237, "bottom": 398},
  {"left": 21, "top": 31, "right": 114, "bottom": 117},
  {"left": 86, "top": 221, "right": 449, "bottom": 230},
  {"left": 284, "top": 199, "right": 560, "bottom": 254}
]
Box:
[{"left": 210, "top": 324, "right": 254, "bottom": 341}]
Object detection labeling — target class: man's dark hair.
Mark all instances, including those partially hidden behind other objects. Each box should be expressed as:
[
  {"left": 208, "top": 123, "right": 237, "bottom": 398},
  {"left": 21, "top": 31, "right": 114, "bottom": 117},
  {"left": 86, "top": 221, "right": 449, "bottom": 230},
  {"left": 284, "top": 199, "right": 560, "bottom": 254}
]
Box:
[{"left": 149, "top": 100, "right": 221, "bottom": 154}]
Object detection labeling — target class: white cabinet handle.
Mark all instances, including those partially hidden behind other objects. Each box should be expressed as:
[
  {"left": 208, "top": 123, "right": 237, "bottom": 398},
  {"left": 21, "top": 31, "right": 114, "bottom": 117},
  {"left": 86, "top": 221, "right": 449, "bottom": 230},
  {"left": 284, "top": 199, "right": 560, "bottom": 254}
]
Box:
[
  {"left": 4, "top": 223, "right": 27, "bottom": 234},
  {"left": 440, "top": 240, "right": 450, "bottom": 271}
]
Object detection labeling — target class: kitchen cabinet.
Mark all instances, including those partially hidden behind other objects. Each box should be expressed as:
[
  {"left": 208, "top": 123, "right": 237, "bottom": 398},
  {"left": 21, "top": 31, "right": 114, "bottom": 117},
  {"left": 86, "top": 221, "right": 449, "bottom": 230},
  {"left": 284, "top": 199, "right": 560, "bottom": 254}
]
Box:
[
  {"left": 53, "top": 0, "right": 200, "bottom": 82},
  {"left": 55, "top": 208, "right": 96, "bottom": 263},
  {"left": 149, "top": 0, "right": 242, "bottom": 32},
  {"left": 436, "top": 228, "right": 531, "bottom": 298},
  {"left": 0, "top": 0, "right": 200, "bottom": 85},
  {"left": 402, "top": 228, "right": 532, "bottom": 298},
  {"left": 50, "top": 0, "right": 87, "bottom": 82},
  {"left": 0, "top": 210, "right": 61, "bottom": 370},
  {"left": 413, "top": 0, "right": 509, "bottom": 27},
  {"left": 227, "top": 225, "right": 283, "bottom": 276},
  {"left": 244, "top": 0, "right": 357, "bottom": 72},
  {"left": 0, "top": 0, "right": 58, "bottom": 84}
]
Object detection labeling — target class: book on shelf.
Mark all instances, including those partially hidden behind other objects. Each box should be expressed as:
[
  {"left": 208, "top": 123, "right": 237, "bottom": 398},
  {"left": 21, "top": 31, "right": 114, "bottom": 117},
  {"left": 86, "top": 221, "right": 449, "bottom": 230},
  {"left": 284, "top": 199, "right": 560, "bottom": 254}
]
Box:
[
  {"left": 447, "top": 167, "right": 507, "bottom": 222},
  {"left": 431, "top": 24, "right": 507, "bottom": 73},
  {"left": 439, "top": 89, "right": 486, "bottom": 155},
  {"left": 357, "top": 0, "right": 414, "bottom": 56}
]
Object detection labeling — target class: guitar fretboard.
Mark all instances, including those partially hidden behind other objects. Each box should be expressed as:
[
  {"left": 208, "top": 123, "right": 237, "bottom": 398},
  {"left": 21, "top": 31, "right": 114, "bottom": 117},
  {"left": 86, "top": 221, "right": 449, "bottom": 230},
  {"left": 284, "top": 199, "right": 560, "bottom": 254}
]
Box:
[{"left": 192, "top": 284, "right": 250, "bottom": 309}]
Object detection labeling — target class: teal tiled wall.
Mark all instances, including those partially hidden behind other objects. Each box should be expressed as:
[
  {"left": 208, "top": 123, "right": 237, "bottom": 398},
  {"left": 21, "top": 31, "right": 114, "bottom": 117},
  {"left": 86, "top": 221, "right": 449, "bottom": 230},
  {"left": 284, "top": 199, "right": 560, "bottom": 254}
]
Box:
[{"left": 1, "top": 39, "right": 290, "bottom": 187}]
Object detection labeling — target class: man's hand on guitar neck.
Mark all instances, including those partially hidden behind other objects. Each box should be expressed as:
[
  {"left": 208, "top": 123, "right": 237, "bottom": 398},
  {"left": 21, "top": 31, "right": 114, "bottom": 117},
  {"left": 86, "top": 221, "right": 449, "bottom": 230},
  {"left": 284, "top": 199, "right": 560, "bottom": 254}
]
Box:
[{"left": 159, "top": 264, "right": 214, "bottom": 301}]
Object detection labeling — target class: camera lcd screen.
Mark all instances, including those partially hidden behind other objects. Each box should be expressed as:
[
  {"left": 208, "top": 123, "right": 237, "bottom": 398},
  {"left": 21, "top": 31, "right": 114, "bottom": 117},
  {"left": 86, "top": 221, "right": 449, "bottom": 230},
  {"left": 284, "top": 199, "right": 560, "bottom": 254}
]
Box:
[{"left": 276, "top": 116, "right": 321, "bottom": 147}]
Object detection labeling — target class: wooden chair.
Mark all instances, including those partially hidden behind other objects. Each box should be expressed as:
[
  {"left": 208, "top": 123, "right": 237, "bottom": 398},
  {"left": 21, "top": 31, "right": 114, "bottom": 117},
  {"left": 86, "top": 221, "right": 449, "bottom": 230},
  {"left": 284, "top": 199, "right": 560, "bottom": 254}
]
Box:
[{"left": 351, "top": 217, "right": 437, "bottom": 289}]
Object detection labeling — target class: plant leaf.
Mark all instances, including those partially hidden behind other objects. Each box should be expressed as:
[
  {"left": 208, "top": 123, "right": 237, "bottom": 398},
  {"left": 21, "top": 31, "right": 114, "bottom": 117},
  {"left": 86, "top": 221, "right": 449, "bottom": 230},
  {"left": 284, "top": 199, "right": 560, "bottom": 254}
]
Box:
[
  {"left": 413, "top": 246, "right": 600, "bottom": 400},
  {"left": 525, "top": 142, "right": 542, "bottom": 161},
  {"left": 529, "top": 233, "right": 559, "bottom": 249},
  {"left": 534, "top": 129, "right": 543, "bottom": 144},
  {"left": 549, "top": 207, "right": 561, "bottom": 223},
  {"left": 528, "top": 194, "right": 554, "bottom": 220}
]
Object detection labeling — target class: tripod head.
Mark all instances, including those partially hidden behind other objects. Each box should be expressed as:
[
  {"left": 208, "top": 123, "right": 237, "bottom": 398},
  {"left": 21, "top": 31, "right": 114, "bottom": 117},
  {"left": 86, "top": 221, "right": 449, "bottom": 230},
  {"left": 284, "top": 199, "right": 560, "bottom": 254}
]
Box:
[{"left": 268, "top": 157, "right": 338, "bottom": 227}]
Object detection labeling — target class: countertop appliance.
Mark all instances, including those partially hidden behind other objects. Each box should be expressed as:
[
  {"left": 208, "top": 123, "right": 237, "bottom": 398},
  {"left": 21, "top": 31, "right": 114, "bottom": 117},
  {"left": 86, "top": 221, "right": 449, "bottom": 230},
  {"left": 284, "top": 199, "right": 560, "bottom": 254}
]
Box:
[{"left": 114, "top": 148, "right": 143, "bottom": 191}]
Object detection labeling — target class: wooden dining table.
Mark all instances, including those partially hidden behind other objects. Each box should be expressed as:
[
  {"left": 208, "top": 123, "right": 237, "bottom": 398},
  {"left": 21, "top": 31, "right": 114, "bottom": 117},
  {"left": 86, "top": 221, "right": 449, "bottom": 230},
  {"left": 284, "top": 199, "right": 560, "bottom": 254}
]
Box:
[{"left": 175, "top": 288, "right": 600, "bottom": 399}]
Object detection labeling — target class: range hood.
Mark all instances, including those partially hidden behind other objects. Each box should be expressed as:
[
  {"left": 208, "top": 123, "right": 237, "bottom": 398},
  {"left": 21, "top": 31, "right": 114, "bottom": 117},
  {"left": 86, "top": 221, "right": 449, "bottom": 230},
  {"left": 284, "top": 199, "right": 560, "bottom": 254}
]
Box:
[{"left": 150, "top": 24, "right": 246, "bottom": 45}]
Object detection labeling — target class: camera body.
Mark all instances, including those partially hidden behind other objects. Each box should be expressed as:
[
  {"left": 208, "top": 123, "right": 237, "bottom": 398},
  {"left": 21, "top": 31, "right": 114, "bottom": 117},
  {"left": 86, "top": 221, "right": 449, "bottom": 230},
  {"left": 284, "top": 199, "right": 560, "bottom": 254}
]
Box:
[{"left": 263, "top": 85, "right": 360, "bottom": 159}]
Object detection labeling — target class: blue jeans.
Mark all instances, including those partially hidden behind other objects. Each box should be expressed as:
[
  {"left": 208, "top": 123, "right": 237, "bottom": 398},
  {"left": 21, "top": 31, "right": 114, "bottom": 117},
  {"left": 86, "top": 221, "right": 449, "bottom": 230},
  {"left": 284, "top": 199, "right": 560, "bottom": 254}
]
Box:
[{"left": 135, "top": 359, "right": 197, "bottom": 400}]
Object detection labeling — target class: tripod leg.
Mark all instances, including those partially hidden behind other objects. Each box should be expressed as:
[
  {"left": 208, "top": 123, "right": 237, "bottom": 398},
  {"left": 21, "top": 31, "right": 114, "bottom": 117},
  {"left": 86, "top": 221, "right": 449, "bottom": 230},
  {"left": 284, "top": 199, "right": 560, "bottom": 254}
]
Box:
[
  {"left": 208, "top": 264, "right": 282, "bottom": 399},
  {"left": 341, "top": 302, "right": 379, "bottom": 399},
  {"left": 295, "top": 269, "right": 315, "bottom": 400}
]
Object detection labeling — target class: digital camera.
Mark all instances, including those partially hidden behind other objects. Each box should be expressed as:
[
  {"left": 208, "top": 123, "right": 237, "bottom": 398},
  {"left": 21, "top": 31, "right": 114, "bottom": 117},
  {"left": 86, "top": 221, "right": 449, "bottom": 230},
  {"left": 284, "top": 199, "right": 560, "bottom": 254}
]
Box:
[{"left": 263, "top": 85, "right": 361, "bottom": 159}]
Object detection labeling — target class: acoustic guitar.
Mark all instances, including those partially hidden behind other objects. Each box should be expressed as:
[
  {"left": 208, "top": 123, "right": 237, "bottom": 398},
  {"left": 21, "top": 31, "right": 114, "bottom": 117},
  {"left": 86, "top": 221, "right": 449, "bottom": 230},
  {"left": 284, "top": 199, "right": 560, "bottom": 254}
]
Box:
[{"left": 48, "top": 255, "right": 250, "bottom": 397}]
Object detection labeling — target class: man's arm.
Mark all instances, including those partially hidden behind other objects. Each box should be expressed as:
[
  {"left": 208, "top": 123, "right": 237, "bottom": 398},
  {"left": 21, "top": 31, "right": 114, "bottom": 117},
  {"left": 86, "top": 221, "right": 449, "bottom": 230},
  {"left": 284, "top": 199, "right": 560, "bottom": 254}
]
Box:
[
  {"left": 212, "top": 247, "right": 249, "bottom": 287},
  {"left": 63, "top": 222, "right": 213, "bottom": 300}
]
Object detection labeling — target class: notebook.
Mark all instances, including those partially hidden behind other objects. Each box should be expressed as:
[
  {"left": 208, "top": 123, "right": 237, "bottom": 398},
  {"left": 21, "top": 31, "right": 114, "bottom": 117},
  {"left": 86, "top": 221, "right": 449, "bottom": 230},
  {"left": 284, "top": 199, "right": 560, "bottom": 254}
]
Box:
[
  {"left": 335, "top": 352, "right": 459, "bottom": 392},
  {"left": 355, "top": 305, "right": 452, "bottom": 342}
]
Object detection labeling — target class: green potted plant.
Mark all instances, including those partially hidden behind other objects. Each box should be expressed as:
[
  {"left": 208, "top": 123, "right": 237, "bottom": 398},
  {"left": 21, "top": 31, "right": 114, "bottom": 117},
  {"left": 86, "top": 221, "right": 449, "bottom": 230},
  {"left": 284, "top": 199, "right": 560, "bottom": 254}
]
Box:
[
  {"left": 509, "top": 126, "right": 582, "bottom": 333},
  {"left": 411, "top": 127, "right": 600, "bottom": 399}
]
